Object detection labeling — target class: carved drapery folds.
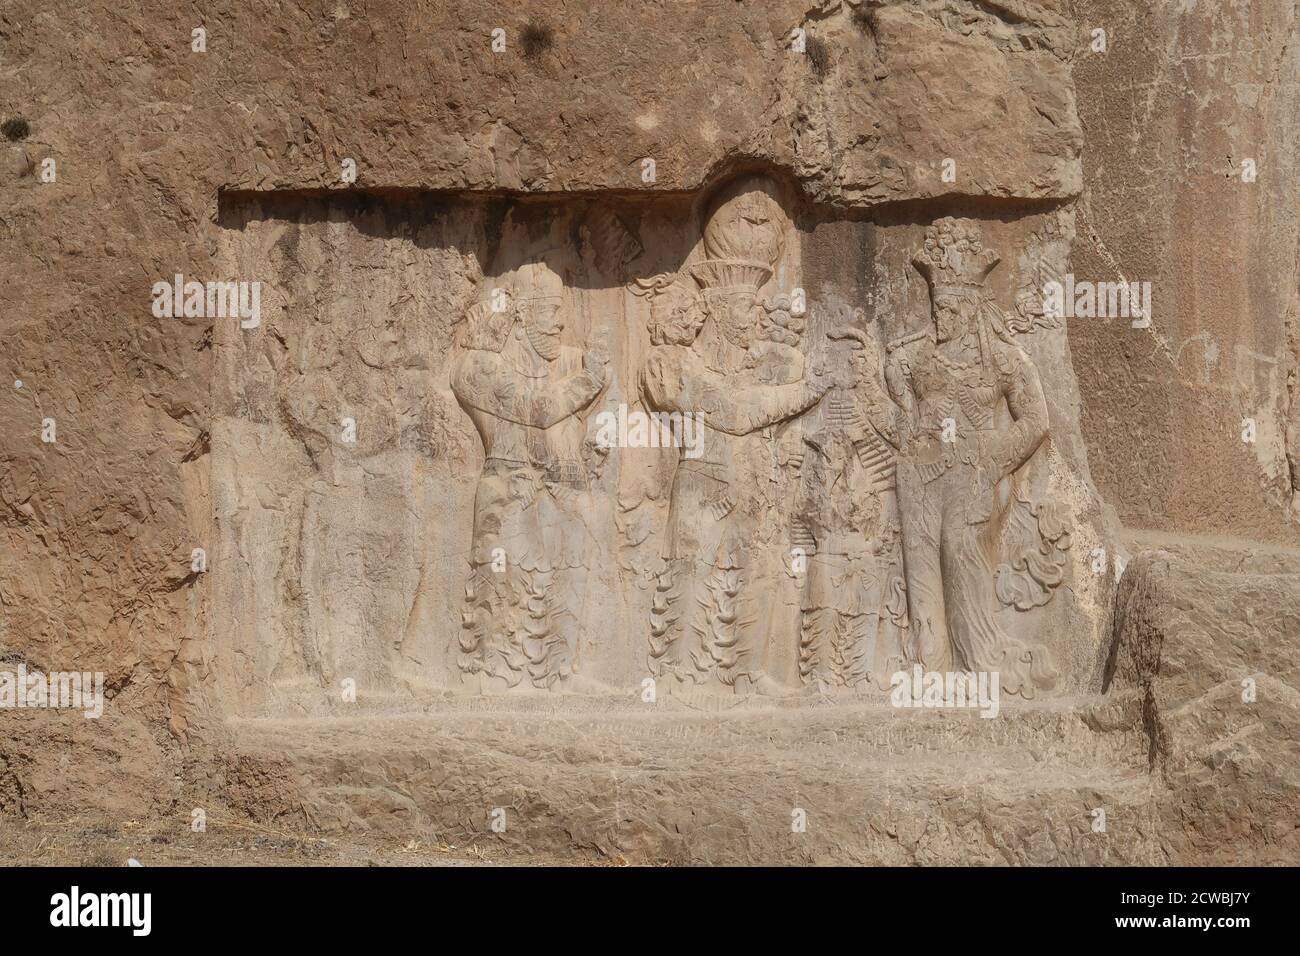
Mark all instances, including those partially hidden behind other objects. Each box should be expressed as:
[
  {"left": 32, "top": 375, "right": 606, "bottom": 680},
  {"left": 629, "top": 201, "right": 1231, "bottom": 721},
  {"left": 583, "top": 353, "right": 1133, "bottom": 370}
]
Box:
[
  {"left": 886, "top": 217, "right": 1062, "bottom": 697},
  {"left": 444, "top": 181, "right": 1075, "bottom": 698},
  {"left": 451, "top": 258, "right": 609, "bottom": 690}
]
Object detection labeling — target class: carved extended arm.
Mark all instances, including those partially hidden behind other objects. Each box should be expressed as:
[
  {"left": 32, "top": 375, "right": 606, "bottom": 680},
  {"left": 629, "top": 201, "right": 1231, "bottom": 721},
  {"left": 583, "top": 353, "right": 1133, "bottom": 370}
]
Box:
[
  {"left": 642, "top": 348, "right": 828, "bottom": 437},
  {"left": 452, "top": 351, "right": 603, "bottom": 429},
  {"left": 883, "top": 350, "right": 918, "bottom": 440},
  {"left": 987, "top": 350, "right": 1049, "bottom": 477}
]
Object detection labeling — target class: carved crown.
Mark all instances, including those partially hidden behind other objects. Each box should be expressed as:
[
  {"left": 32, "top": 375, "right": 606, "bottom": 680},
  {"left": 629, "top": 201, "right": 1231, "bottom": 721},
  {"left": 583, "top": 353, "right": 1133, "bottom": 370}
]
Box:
[
  {"left": 701, "top": 176, "right": 786, "bottom": 269},
  {"left": 912, "top": 218, "right": 1001, "bottom": 298},
  {"left": 514, "top": 259, "right": 564, "bottom": 303},
  {"left": 688, "top": 258, "right": 772, "bottom": 293}
]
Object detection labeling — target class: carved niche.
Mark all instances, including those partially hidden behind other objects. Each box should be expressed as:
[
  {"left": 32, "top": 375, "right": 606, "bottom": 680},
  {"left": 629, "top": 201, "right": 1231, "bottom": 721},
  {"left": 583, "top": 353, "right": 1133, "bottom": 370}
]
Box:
[{"left": 213, "top": 177, "right": 1089, "bottom": 711}]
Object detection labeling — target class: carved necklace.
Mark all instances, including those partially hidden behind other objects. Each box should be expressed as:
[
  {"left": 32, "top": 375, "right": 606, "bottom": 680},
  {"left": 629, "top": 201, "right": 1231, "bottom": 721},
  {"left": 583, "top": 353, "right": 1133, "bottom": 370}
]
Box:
[
  {"left": 929, "top": 347, "right": 998, "bottom": 430},
  {"left": 932, "top": 349, "right": 976, "bottom": 373}
]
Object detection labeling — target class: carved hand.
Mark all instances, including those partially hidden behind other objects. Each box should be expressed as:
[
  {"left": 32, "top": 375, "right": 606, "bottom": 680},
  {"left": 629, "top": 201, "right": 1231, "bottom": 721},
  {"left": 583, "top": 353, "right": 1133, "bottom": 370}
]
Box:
[
  {"left": 971, "top": 461, "right": 1001, "bottom": 497},
  {"left": 805, "top": 361, "right": 836, "bottom": 397},
  {"left": 805, "top": 340, "right": 848, "bottom": 394}
]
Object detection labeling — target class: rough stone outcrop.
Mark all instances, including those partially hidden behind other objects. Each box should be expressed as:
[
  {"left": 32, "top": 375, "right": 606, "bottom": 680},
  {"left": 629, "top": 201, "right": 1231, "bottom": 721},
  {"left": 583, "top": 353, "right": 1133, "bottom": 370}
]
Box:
[
  {"left": 1, "top": 0, "right": 1096, "bottom": 740},
  {"left": 1108, "top": 549, "right": 1300, "bottom": 862}
]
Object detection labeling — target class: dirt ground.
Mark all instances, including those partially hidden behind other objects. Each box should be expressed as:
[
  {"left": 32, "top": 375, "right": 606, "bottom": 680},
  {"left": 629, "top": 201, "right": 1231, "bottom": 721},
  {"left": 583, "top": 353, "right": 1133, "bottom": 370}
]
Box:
[{"left": 0, "top": 816, "right": 622, "bottom": 867}]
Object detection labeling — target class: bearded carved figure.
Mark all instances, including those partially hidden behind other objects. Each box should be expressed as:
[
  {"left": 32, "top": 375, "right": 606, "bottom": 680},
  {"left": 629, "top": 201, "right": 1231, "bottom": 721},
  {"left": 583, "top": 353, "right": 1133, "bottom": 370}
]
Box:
[
  {"left": 451, "top": 260, "right": 609, "bottom": 690},
  {"left": 885, "top": 218, "right": 1059, "bottom": 696},
  {"left": 639, "top": 177, "right": 853, "bottom": 694}
]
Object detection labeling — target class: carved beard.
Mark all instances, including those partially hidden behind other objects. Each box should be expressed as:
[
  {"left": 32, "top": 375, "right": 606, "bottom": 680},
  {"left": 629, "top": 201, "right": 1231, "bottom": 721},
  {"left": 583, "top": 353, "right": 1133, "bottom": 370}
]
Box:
[
  {"left": 708, "top": 292, "right": 758, "bottom": 347},
  {"left": 719, "top": 313, "right": 753, "bottom": 347},
  {"left": 935, "top": 303, "right": 977, "bottom": 347},
  {"left": 525, "top": 320, "right": 562, "bottom": 361},
  {"left": 935, "top": 310, "right": 957, "bottom": 344}
]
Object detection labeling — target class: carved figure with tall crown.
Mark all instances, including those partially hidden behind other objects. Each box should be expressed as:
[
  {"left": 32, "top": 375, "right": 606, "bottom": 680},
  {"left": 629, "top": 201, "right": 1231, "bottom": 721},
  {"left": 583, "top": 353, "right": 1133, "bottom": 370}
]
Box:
[
  {"left": 885, "top": 218, "right": 1058, "bottom": 696},
  {"left": 640, "top": 177, "right": 851, "bottom": 694}
]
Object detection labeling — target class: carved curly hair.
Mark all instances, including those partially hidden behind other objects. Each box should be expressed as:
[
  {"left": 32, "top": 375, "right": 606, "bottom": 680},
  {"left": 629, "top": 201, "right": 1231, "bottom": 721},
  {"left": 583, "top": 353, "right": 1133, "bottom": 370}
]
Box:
[
  {"left": 457, "top": 299, "right": 518, "bottom": 352},
  {"left": 634, "top": 273, "right": 708, "bottom": 346}
]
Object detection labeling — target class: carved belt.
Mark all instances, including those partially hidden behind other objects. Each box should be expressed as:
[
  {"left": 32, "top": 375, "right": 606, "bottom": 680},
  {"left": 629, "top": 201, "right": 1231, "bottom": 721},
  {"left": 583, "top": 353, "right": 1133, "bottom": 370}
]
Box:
[
  {"left": 907, "top": 429, "right": 996, "bottom": 485},
  {"left": 543, "top": 460, "right": 587, "bottom": 490},
  {"left": 482, "top": 457, "right": 587, "bottom": 491}
]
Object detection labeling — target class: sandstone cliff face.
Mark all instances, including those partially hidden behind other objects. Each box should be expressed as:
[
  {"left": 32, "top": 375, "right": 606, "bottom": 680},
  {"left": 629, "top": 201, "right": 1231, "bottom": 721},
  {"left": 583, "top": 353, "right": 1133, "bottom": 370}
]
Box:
[
  {"left": 1, "top": 0, "right": 1095, "bottom": 732},
  {"left": 0, "top": 0, "right": 1296, "bottom": 865},
  {"left": 1109, "top": 549, "right": 1300, "bottom": 863},
  {"left": 1072, "top": 0, "right": 1300, "bottom": 541}
]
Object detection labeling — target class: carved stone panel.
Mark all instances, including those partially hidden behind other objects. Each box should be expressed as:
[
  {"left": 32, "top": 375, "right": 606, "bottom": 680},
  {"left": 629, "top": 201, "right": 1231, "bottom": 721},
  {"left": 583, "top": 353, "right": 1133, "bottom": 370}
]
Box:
[{"left": 211, "top": 175, "right": 1117, "bottom": 714}]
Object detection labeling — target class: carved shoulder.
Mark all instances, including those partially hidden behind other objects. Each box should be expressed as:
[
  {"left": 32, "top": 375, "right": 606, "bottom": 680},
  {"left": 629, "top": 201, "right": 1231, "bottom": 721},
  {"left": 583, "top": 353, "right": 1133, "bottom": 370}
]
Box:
[{"left": 451, "top": 349, "right": 512, "bottom": 405}]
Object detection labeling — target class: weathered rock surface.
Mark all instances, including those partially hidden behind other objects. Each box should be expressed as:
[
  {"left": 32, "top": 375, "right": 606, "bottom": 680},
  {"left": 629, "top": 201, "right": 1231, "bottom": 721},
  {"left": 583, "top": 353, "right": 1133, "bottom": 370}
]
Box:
[
  {"left": 0, "top": 0, "right": 1296, "bottom": 867},
  {"left": 1108, "top": 548, "right": 1300, "bottom": 863},
  {"left": 222, "top": 695, "right": 1158, "bottom": 866},
  {"left": 1072, "top": 0, "right": 1300, "bottom": 540},
  {"left": 1, "top": 0, "right": 1096, "bottom": 740}
]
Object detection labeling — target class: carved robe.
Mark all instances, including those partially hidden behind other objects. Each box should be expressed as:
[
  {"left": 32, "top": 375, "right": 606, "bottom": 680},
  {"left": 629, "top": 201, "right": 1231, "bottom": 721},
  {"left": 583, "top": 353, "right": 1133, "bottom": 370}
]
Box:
[
  {"left": 451, "top": 340, "right": 604, "bottom": 688},
  {"left": 886, "top": 333, "right": 1057, "bottom": 696},
  {"left": 794, "top": 397, "right": 908, "bottom": 692},
  {"left": 642, "top": 343, "right": 826, "bottom": 688}
]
